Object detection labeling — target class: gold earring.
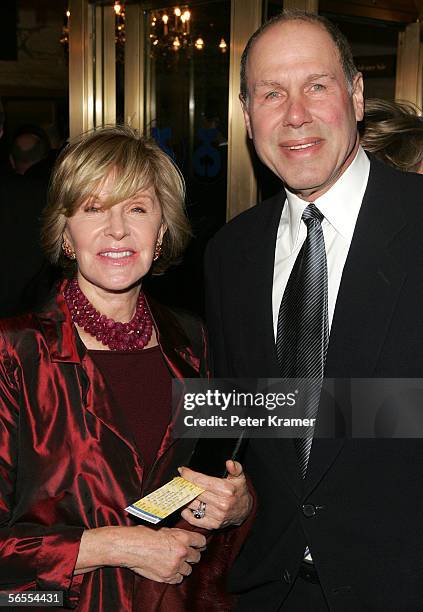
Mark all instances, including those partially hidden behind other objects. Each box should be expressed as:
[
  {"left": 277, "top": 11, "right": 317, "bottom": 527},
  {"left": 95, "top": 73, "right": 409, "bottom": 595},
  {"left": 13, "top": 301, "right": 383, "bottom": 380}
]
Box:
[
  {"left": 153, "top": 242, "right": 162, "bottom": 261},
  {"left": 62, "top": 237, "right": 76, "bottom": 260}
]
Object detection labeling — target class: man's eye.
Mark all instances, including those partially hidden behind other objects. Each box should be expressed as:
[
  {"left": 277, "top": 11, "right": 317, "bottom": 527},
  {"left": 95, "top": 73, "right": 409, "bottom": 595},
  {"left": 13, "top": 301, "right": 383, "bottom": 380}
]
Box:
[
  {"left": 265, "top": 91, "right": 280, "bottom": 100},
  {"left": 310, "top": 83, "right": 325, "bottom": 92}
]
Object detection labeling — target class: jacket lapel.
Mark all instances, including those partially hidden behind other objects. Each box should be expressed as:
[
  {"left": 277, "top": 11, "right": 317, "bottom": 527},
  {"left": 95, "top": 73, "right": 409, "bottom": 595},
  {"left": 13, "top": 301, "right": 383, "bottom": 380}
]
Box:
[
  {"left": 37, "top": 286, "right": 143, "bottom": 462},
  {"left": 238, "top": 192, "right": 285, "bottom": 378},
  {"left": 37, "top": 285, "right": 205, "bottom": 471},
  {"left": 305, "top": 158, "right": 407, "bottom": 494},
  {"left": 147, "top": 296, "right": 204, "bottom": 380},
  {"left": 146, "top": 296, "right": 206, "bottom": 461},
  {"left": 325, "top": 158, "right": 406, "bottom": 378},
  {"left": 239, "top": 192, "right": 304, "bottom": 497}
]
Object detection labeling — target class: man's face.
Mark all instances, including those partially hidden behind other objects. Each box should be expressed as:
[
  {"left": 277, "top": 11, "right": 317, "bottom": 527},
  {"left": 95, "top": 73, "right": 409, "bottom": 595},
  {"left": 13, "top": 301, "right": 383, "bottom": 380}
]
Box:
[{"left": 241, "top": 20, "right": 364, "bottom": 201}]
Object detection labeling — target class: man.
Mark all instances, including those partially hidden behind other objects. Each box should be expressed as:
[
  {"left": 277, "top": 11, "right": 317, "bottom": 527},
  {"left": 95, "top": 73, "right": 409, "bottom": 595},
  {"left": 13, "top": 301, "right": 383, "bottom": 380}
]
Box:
[{"left": 205, "top": 10, "right": 423, "bottom": 612}]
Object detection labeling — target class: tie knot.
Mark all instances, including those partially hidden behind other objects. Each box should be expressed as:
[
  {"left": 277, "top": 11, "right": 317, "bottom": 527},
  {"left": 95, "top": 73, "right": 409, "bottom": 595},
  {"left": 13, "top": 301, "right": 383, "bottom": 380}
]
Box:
[{"left": 302, "top": 203, "right": 324, "bottom": 225}]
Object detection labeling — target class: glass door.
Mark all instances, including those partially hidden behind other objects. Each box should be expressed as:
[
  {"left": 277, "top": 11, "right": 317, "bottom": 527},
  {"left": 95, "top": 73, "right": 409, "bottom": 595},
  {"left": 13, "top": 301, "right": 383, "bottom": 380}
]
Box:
[{"left": 68, "top": 0, "right": 262, "bottom": 311}]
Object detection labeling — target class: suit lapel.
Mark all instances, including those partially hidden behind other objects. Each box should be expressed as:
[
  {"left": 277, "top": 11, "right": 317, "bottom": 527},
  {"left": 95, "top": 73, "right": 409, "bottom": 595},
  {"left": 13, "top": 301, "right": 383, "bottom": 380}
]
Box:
[
  {"left": 325, "top": 159, "right": 406, "bottom": 378},
  {"left": 238, "top": 193, "right": 285, "bottom": 378},
  {"left": 305, "top": 158, "right": 407, "bottom": 494},
  {"left": 239, "top": 192, "right": 304, "bottom": 497}
]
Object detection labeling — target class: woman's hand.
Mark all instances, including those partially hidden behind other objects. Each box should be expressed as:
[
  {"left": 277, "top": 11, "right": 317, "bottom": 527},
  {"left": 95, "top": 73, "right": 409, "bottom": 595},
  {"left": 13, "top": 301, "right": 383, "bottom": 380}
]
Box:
[
  {"left": 179, "top": 460, "right": 253, "bottom": 530},
  {"left": 76, "top": 525, "right": 206, "bottom": 584}
]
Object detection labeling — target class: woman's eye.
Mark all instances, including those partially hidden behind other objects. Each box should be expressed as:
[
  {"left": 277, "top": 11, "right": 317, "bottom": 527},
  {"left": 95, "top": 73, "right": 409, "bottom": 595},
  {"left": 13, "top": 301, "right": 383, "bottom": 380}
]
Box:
[
  {"left": 84, "top": 206, "right": 102, "bottom": 213},
  {"left": 131, "top": 206, "right": 146, "bottom": 213}
]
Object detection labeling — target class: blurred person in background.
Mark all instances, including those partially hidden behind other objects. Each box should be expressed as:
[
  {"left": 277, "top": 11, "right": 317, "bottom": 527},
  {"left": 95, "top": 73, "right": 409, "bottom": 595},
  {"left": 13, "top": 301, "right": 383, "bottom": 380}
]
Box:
[
  {"left": 361, "top": 98, "right": 423, "bottom": 173},
  {"left": 9, "top": 123, "right": 50, "bottom": 176},
  {"left": 0, "top": 121, "right": 57, "bottom": 317},
  {"left": 0, "top": 98, "right": 4, "bottom": 140}
]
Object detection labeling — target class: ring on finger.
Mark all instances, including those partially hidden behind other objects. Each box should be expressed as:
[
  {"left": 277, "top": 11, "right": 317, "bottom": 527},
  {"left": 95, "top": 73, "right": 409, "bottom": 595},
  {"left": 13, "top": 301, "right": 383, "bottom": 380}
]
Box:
[{"left": 191, "top": 500, "right": 206, "bottom": 519}]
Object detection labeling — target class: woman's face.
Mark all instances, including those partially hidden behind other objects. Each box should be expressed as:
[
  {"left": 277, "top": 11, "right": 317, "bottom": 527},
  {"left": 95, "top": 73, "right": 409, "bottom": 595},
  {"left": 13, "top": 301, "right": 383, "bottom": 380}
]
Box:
[{"left": 64, "top": 175, "right": 165, "bottom": 297}]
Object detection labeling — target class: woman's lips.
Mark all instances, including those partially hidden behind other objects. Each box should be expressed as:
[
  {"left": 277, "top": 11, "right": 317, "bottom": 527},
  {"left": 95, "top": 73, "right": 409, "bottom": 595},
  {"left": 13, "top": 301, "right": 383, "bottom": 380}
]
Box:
[{"left": 96, "top": 249, "right": 138, "bottom": 265}]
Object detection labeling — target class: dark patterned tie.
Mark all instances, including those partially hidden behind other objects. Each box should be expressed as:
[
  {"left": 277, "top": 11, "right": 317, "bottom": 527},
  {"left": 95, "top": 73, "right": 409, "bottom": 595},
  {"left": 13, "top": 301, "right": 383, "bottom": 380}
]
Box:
[{"left": 276, "top": 203, "right": 329, "bottom": 477}]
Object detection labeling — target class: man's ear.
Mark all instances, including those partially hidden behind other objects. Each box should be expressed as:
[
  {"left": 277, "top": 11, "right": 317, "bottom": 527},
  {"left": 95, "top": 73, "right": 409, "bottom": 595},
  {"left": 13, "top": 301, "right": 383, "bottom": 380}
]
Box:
[
  {"left": 352, "top": 73, "right": 364, "bottom": 122},
  {"left": 239, "top": 94, "right": 253, "bottom": 140}
]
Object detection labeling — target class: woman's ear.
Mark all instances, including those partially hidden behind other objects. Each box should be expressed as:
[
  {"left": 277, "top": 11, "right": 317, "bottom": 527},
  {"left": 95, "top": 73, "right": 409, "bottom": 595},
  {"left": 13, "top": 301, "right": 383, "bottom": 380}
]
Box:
[
  {"left": 158, "top": 222, "right": 167, "bottom": 243},
  {"left": 62, "top": 227, "right": 76, "bottom": 260}
]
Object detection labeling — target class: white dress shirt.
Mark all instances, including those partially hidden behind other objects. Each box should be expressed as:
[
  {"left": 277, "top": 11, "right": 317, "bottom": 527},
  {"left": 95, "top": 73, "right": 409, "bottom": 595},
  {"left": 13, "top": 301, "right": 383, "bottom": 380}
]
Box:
[{"left": 272, "top": 147, "right": 370, "bottom": 339}]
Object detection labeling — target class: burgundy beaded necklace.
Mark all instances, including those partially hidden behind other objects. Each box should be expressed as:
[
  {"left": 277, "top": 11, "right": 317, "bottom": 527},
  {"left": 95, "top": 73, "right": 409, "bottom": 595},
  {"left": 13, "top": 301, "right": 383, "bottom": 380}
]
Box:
[{"left": 64, "top": 278, "right": 153, "bottom": 351}]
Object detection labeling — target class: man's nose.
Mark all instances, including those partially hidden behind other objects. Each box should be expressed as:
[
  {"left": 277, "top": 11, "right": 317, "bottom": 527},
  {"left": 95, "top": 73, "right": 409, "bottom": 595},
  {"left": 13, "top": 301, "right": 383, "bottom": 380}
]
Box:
[
  {"left": 104, "top": 209, "right": 129, "bottom": 239},
  {"left": 282, "top": 95, "right": 313, "bottom": 128}
]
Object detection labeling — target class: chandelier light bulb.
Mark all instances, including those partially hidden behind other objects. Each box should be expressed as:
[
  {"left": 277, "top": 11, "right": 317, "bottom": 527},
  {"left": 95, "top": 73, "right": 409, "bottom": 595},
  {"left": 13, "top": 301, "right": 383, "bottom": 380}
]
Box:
[
  {"left": 162, "top": 14, "right": 169, "bottom": 24},
  {"left": 219, "top": 38, "right": 227, "bottom": 51},
  {"left": 173, "top": 36, "right": 181, "bottom": 49},
  {"left": 113, "top": 2, "right": 122, "bottom": 16},
  {"left": 174, "top": 7, "right": 182, "bottom": 17},
  {"left": 195, "top": 37, "right": 204, "bottom": 50},
  {"left": 183, "top": 10, "right": 191, "bottom": 21},
  {"left": 66, "top": 10, "right": 70, "bottom": 18}
]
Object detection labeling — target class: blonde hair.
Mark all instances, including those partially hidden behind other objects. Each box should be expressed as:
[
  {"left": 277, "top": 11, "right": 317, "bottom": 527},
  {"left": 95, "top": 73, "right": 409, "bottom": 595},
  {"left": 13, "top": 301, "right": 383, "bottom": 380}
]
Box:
[
  {"left": 361, "top": 98, "right": 423, "bottom": 173},
  {"left": 41, "top": 125, "right": 191, "bottom": 274}
]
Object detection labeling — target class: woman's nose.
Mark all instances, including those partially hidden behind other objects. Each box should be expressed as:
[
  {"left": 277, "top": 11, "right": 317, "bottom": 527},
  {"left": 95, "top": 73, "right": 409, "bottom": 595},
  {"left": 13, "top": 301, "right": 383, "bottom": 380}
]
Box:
[{"left": 104, "top": 209, "right": 129, "bottom": 239}]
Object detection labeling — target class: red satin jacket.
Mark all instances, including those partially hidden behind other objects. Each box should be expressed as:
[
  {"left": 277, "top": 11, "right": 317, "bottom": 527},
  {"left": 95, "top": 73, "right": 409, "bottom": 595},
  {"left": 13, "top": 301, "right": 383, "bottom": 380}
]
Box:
[{"left": 0, "top": 285, "right": 250, "bottom": 611}]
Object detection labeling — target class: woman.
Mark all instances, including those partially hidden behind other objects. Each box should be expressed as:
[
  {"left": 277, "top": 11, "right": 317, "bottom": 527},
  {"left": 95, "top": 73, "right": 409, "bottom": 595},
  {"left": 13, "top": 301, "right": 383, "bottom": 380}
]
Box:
[
  {"left": 361, "top": 97, "right": 423, "bottom": 173},
  {"left": 0, "top": 127, "right": 252, "bottom": 610}
]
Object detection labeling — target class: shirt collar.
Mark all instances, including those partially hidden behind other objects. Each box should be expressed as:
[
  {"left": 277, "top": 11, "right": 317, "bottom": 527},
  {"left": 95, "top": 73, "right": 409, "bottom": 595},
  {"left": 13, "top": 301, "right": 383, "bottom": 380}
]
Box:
[{"left": 284, "top": 146, "right": 370, "bottom": 250}]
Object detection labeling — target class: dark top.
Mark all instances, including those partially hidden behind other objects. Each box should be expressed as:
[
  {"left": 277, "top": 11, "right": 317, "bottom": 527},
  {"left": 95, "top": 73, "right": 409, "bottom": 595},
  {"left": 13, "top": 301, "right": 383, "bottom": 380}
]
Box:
[{"left": 89, "top": 345, "right": 172, "bottom": 475}]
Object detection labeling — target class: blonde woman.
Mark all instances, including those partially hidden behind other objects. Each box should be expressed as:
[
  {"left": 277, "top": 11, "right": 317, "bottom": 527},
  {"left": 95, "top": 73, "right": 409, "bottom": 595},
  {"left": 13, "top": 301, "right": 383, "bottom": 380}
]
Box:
[
  {"left": 361, "top": 98, "right": 423, "bottom": 173},
  {"left": 0, "top": 127, "right": 252, "bottom": 611}
]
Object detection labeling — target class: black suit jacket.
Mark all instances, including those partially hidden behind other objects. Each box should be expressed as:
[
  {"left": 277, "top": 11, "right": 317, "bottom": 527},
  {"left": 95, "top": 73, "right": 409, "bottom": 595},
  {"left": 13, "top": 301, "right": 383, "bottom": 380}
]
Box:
[{"left": 205, "top": 157, "right": 423, "bottom": 611}]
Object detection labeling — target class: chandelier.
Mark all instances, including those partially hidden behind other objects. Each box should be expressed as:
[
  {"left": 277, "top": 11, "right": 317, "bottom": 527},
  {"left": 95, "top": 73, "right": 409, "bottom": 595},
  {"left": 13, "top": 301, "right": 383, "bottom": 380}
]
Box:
[
  {"left": 149, "top": 5, "right": 227, "bottom": 56},
  {"left": 61, "top": 3, "right": 228, "bottom": 60}
]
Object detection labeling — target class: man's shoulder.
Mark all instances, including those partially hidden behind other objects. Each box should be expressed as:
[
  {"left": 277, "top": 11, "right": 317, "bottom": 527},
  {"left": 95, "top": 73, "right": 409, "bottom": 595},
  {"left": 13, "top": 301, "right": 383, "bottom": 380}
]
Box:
[
  {"left": 369, "top": 156, "right": 423, "bottom": 197},
  {"left": 147, "top": 296, "right": 205, "bottom": 351},
  {"left": 210, "top": 191, "right": 284, "bottom": 248}
]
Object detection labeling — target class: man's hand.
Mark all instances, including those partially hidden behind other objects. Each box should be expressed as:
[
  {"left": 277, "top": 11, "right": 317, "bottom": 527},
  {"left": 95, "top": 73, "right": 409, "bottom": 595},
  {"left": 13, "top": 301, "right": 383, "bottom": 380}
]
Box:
[{"left": 179, "top": 460, "right": 253, "bottom": 530}]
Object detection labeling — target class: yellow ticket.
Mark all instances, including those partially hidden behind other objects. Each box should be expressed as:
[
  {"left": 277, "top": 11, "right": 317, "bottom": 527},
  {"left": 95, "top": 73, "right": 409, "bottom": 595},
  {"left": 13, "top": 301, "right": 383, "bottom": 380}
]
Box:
[{"left": 125, "top": 477, "right": 205, "bottom": 524}]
